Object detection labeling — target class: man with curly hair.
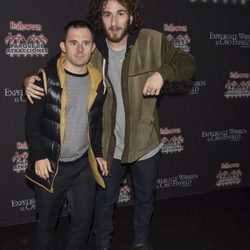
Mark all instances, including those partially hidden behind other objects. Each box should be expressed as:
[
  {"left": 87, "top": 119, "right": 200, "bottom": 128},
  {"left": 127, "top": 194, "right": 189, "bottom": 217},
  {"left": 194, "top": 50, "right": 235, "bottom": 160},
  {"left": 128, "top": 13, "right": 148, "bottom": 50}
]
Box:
[
  {"left": 24, "top": 1, "right": 196, "bottom": 249},
  {"left": 88, "top": 1, "right": 196, "bottom": 249}
]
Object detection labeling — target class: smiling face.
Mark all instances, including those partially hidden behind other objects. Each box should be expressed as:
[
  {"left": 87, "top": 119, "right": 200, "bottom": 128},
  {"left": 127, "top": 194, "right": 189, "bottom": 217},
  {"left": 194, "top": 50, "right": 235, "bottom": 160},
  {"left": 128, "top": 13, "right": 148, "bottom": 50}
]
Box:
[
  {"left": 101, "top": 0, "right": 133, "bottom": 43},
  {"left": 60, "top": 26, "right": 95, "bottom": 73}
]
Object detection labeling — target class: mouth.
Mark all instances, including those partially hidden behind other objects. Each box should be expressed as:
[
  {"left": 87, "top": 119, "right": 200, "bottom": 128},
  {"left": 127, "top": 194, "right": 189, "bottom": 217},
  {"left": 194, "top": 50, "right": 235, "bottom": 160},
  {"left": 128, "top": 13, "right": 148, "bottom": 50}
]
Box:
[
  {"left": 109, "top": 26, "right": 121, "bottom": 33},
  {"left": 75, "top": 55, "right": 85, "bottom": 58}
]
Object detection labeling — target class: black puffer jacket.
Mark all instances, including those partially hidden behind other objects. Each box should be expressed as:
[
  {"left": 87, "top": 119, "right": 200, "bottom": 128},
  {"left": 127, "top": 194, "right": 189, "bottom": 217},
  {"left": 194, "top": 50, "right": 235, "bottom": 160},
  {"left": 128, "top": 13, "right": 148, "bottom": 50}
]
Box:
[{"left": 25, "top": 53, "right": 106, "bottom": 192}]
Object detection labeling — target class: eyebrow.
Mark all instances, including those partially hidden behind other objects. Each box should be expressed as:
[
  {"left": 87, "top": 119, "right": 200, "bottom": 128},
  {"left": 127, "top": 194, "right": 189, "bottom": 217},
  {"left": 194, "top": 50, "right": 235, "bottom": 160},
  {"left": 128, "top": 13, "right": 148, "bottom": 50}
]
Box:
[
  {"left": 68, "top": 39, "right": 92, "bottom": 42},
  {"left": 102, "top": 9, "right": 128, "bottom": 14}
]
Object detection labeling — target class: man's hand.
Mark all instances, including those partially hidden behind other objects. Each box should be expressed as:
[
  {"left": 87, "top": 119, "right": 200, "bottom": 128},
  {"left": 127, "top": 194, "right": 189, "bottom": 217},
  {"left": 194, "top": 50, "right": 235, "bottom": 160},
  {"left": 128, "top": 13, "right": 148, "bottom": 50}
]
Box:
[
  {"left": 143, "top": 72, "right": 164, "bottom": 96},
  {"left": 96, "top": 157, "right": 109, "bottom": 176},
  {"left": 24, "top": 75, "right": 44, "bottom": 104},
  {"left": 35, "top": 158, "right": 52, "bottom": 180}
]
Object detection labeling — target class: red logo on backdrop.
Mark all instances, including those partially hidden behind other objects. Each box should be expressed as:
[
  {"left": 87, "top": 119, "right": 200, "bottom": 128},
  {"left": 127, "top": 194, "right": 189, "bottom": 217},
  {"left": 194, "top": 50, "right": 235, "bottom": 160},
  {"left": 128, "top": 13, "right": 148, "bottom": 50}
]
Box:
[
  {"left": 12, "top": 141, "right": 29, "bottom": 173},
  {"left": 163, "top": 23, "right": 191, "bottom": 52},
  {"left": 224, "top": 71, "right": 250, "bottom": 98},
  {"left": 5, "top": 33, "right": 48, "bottom": 44},
  {"left": 216, "top": 162, "right": 242, "bottom": 187},
  {"left": 118, "top": 178, "right": 131, "bottom": 204},
  {"left": 5, "top": 21, "right": 49, "bottom": 57},
  {"left": 160, "top": 128, "right": 184, "bottom": 154}
]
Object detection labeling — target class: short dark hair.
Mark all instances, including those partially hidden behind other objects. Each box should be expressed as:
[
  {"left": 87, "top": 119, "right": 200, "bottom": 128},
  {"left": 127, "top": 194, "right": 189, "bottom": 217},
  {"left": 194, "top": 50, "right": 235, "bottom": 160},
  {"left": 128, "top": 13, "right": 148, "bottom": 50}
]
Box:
[
  {"left": 62, "top": 20, "right": 94, "bottom": 42},
  {"left": 88, "top": 0, "right": 144, "bottom": 34}
]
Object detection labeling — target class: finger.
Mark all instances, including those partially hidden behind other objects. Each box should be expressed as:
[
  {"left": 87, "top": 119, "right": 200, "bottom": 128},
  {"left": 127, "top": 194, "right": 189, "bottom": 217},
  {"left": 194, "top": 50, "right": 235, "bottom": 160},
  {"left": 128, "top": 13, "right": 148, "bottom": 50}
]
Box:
[
  {"left": 27, "top": 86, "right": 44, "bottom": 96},
  {"left": 31, "top": 84, "right": 44, "bottom": 93},
  {"left": 35, "top": 168, "right": 39, "bottom": 176},
  {"left": 144, "top": 88, "right": 149, "bottom": 96},
  {"left": 34, "top": 75, "right": 41, "bottom": 81},
  {"left": 155, "top": 88, "right": 161, "bottom": 96},
  {"left": 45, "top": 160, "right": 51, "bottom": 177},
  {"left": 150, "top": 89, "right": 156, "bottom": 96},
  {"left": 26, "top": 93, "right": 34, "bottom": 104},
  {"left": 103, "top": 168, "right": 108, "bottom": 176},
  {"left": 100, "top": 163, "right": 108, "bottom": 176},
  {"left": 99, "top": 164, "right": 104, "bottom": 175},
  {"left": 37, "top": 169, "right": 44, "bottom": 179},
  {"left": 47, "top": 161, "right": 52, "bottom": 173},
  {"left": 143, "top": 82, "right": 150, "bottom": 95},
  {"left": 28, "top": 75, "right": 41, "bottom": 83},
  {"left": 28, "top": 91, "right": 42, "bottom": 100},
  {"left": 101, "top": 164, "right": 105, "bottom": 176},
  {"left": 102, "top": 162, "right": 109, "bottom": 176},
  {"left": 44, "top": 169, "right": 50, "bottom": 179},
  {"left": 146, "top": 90, "right": 152, "bottom": 96},
  {"left": 40, "top": 168, "right": 49, "bottom": 180}
]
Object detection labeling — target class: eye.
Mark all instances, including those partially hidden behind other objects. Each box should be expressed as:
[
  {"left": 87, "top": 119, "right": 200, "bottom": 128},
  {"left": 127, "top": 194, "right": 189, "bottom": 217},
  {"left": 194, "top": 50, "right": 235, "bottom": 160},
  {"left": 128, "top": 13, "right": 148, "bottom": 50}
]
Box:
[
  {"left": 70, "top": 41, "right": 77, "bottom": 45},
  {"left": 103, "top": 12, "right": 111, "bottom": 17},
  {"left": 118, "top": 11, "right": 126, "bottom": 16},
  {"left": 84, "top": 41, "right": 91, "bottom": 46}
]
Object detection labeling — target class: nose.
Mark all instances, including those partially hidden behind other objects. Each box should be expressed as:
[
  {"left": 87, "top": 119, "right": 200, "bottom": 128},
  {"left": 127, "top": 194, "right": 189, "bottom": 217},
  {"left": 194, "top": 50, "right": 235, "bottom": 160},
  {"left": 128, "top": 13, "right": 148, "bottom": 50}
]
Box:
[
  {"left": 77, "top": 44, "right": 84, "bottom": 52},
  {"left": 111, "top": 14, "right": 117, "bottom": 26}
]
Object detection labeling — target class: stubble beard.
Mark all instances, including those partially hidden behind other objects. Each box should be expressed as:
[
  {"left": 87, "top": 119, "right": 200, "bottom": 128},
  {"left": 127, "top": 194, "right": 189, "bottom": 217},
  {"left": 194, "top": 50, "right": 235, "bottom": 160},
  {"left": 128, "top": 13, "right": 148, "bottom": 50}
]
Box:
[{"left": 103, "top": 21, "right": 130, "bottom": 43}]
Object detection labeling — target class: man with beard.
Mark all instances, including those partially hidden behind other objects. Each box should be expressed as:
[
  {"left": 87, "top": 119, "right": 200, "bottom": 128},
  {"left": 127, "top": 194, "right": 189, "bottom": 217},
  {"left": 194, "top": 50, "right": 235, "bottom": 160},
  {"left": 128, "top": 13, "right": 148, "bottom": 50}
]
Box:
[{"left": 24, "top": 1, "right": 196, "bottom": 249}]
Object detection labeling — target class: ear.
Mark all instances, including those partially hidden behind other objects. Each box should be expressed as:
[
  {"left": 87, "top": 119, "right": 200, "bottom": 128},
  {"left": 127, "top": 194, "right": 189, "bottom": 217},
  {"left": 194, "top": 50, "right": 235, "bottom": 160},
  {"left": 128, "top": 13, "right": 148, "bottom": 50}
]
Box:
[
  {"left": 60, "top": 42, "right": 66, "bottom": 53},
  {"left": 130, "top": 15, "right": 133, "bottom": 25},
  {"left": 91, "top": 43, "right": 96, "bottom": 53}
]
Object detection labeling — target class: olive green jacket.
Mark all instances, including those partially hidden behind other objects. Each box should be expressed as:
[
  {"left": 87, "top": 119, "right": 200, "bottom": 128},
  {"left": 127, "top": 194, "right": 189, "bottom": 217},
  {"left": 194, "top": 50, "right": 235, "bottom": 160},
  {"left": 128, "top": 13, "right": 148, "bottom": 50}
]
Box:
[{"left": 90, "top": 28, "right": 196, "bottom": 167}]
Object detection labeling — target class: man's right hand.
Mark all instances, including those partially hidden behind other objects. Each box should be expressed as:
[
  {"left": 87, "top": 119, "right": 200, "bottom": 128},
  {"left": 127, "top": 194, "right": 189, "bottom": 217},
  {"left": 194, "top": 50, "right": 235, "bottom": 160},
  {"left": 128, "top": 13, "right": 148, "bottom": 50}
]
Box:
[
  {"left": 35, "top": 158, "right": 52, "bottom": 180},
  {"left": 24, "top": 75, "right": 44, "bottom": 104}
]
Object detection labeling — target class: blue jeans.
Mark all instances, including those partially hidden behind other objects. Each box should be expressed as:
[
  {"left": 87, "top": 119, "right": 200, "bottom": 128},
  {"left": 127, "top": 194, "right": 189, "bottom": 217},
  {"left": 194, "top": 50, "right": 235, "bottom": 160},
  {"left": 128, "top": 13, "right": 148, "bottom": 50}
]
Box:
[{"left": 94, "top": 153, "right": 160, "bottom": 248}]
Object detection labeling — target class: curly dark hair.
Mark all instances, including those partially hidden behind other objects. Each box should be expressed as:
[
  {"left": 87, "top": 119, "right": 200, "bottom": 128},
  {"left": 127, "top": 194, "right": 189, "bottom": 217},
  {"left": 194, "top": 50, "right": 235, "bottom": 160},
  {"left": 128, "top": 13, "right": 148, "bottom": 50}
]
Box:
[{"left": 87, "top": 0, "right": 144, "bottom": 34}]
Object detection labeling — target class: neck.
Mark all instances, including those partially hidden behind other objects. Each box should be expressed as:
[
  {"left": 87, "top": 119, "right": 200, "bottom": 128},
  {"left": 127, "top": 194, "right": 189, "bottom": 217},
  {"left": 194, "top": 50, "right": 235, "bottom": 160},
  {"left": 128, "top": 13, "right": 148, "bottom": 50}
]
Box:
[
  {"left": 107, "top": 35, "right": 128, "bottom": 51},
  {"left": 63, "top": 61, "right": 87, "bottom": 75}
]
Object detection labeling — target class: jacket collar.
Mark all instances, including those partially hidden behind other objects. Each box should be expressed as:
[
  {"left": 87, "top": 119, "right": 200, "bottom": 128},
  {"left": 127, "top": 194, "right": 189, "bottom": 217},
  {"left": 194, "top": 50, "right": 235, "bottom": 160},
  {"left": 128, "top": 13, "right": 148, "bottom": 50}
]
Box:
[{"left": 94, "top": 30, "right": 140, "bottom": 59}]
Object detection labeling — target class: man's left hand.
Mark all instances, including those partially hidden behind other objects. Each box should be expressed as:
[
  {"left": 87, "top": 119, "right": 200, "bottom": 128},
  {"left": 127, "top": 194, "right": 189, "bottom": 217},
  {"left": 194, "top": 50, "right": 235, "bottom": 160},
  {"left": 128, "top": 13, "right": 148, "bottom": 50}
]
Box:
[
  {"left": 143, "top": 72, "right": 164, "bottom": 96},
  {"left": 96, "top": 157, "right": 109, "bottom": 176}
]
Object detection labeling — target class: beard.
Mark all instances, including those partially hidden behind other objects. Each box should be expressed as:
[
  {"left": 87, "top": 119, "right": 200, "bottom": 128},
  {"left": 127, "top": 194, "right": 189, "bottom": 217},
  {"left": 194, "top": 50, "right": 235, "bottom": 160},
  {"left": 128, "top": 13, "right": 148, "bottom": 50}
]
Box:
[{"left": 102, "top": 20, "right": 130, "bottom": 43}]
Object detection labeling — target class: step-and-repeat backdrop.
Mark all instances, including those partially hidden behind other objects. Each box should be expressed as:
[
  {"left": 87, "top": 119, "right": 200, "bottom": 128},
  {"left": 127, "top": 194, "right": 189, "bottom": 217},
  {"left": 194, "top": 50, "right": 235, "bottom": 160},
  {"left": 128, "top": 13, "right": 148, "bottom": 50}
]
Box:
[{"left": 0, "top": 0, "right": 249, "bottom": 227}]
